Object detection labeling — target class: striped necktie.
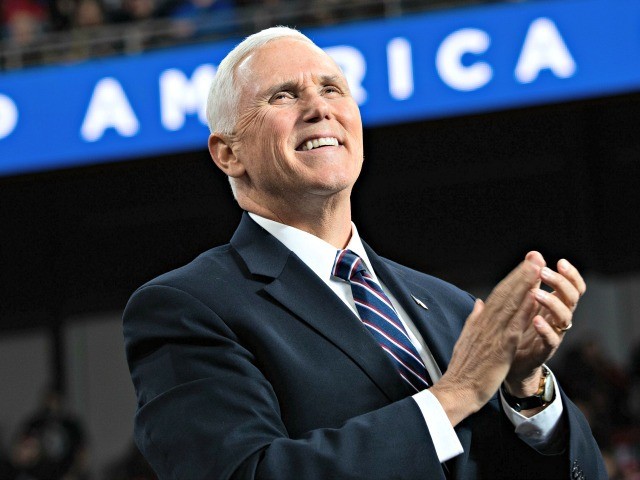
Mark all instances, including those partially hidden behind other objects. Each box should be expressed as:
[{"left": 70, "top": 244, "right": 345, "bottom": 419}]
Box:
[{"left": 332, "top": 249, "right": 431, "bottom": 393}]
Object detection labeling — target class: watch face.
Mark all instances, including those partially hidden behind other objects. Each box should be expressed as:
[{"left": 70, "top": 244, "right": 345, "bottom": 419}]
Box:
[
  {"left": 501, "top": 366, "right": 555, "bottom": 411},
  {"left": 542, "top": 370, "right": 555, "bottom": 403}
]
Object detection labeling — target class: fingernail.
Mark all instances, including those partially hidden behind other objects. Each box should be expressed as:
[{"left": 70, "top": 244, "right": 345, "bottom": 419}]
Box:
[
  {"left": 559, "top": 259, "right": 570, "bottom": 271},
  {"left": 541, "top": 267, "right": 553, "bottom": 279},
  {"left": 534, "top": 289, "right": 547, "bottom": 301}
]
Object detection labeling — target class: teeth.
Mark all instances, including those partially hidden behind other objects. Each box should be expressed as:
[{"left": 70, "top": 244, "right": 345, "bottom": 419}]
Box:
[{"left": 301, "top": 137, "right": 339, "bottom": 151}]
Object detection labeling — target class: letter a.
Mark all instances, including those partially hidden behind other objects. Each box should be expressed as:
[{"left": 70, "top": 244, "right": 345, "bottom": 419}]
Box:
[
  {"left": 515, "top": 18, "right": 577, "bottom": 84},
  {"left": 81, "top": 77, "right": 140, "bottom": 142}
]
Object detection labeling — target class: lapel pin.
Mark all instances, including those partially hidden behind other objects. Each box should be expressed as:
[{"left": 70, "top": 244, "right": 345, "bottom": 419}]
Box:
[{"left": 411, "top": 294, "right": 429, "bottom": 310}]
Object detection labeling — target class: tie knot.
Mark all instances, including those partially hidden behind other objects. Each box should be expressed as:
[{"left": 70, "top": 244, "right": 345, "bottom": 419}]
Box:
[{"left": 332, "top": 249, "right": 366, "bottom": 281}]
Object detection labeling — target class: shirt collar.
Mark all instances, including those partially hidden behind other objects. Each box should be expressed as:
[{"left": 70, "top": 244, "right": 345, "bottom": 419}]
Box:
[{"left": 247, "top": 212, "right": 377, "bottom": 282}]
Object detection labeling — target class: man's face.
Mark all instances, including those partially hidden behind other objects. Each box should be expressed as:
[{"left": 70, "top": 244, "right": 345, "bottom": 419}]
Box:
[{"left": 229, "top": 38, "right": 364, "bottom": 206}]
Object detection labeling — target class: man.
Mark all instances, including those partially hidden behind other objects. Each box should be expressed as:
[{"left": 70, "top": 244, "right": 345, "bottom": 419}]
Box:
[{"left": 123, "top": 27, "right": 606, "bottom": 479}]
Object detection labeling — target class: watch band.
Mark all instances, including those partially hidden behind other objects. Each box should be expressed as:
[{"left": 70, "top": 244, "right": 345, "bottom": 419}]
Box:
[{"left": 501, "top": 365, "right": 554, "bottom": 412}]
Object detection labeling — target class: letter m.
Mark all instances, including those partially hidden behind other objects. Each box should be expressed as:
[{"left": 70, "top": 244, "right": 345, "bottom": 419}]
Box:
[{"left": 160, "top": 64, "right": 216, "bottom": 131}]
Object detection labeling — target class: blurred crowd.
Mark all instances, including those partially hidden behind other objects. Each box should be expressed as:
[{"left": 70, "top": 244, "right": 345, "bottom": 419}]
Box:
[
  {"left": 0, "top": 0, "right": 240, "bottom": 67},
  {"left": 0, "top": 338, "right": 639, "bottom": 479},
  {"left": 0, "top": 388, "right": 156, "bottom": 480},
  {"left": 0, "top": 0, "right": 391, "bottom": 69},
  {"left": 554, "top": 338, "right": 640, "bottom": 480}
]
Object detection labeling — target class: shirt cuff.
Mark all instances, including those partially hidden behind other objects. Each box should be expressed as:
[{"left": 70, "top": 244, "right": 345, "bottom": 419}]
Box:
[
  {"left": 499, "top": 369, "right": 564, "bottom": 452},
  {"left": 412, "top": 389, "right": 464, "bottom": 463}
]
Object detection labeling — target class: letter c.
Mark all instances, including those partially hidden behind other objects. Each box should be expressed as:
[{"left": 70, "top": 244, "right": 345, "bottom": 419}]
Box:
[{"left": 436, "top": 28, "right": 493, "bottom": 92}]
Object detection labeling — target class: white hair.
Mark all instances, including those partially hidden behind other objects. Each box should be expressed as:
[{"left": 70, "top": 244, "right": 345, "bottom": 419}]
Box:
[{"left": 205, "top": 26, "right": 315, "bottom": 135}]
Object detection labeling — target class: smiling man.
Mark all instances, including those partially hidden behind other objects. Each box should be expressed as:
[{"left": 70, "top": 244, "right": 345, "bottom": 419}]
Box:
[
  {"left": 208, "top": 35, "right": 363, "bottom": 248},
  {"left": 123, "top": 27, "right": 605, "bottom": 479}
]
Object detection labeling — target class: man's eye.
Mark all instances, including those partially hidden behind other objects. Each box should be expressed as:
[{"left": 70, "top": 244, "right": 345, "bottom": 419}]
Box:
[
  {"left": 271, "top": 92, "right": 295, "bottom": 102},
  {"left": 323, "top": 85, "right": 342, "bottom": 95}
]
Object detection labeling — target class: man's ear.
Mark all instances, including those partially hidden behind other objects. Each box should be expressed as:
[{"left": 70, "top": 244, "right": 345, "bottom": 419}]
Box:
[{"left": 208, "top": 133, "right": 245, "bottom": 178}]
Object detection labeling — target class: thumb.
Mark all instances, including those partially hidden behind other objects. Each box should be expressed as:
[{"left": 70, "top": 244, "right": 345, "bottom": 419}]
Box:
[
  {"left": 468, "top": 298, "right": 485, "bottom": 321},
  {"left": 525, "top": 251, "right": 546, "bottom": 268}
]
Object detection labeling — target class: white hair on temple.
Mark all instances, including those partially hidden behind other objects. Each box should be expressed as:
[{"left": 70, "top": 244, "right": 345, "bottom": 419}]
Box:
[{"left": 205, "top": 26, "right": 314, "bottom": 135}]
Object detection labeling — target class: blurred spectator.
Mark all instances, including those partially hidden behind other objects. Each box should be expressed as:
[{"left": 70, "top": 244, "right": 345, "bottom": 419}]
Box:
[
  {"left": 0, "top": 444, "right": 15, "bottom": 480},
  {"left": 613, "top": 339, "right": 640, "bottom": 479},
  {"left": 309, "top": 0, "right": 384, "bottom": 26},
  {"left": 1, "top": 0, "right": 50, "bottom": 67},
  {"left": 110, "top": 0, "right": 177, "bottom": 52},
  {"left": 2, "top": 0, "right": 49, "bottom": 44},
  {"left": 6, "top": 388, "right": 88, "bottom": 480},
  {"left": 245, "top": 0, "right": 282, "bottom": 32},
  {"left": 74, "top": 0, "right": 108, "bottom": 27},
  {"left": 65, "top": 0, "right": 121, "bottom": 61},
  {"left": 629, "top": 340, "right": 640, "bottom": 425},
  {"left": 556, "top": 337, "right": 630, "bottom": 446},
  {"left": 168, "top": 0, "right": 237, "bottom": 40},
  {"left": 555, "top": 336, "right": 640, "bottom": 480},
  {"left": 113, "top": 0, "right": 162, "bottom": 22},
  {"left": 50, "top": 0, "right": 75, "bottom": 31}
]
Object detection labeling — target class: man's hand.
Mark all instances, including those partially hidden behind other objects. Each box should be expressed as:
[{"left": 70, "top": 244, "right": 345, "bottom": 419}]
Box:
[
  {"left": 505, "top": 252, "right": 587, "bottom": 398},
  {"left": 430, "top": 256, "right": 542, "bottom": 427}
]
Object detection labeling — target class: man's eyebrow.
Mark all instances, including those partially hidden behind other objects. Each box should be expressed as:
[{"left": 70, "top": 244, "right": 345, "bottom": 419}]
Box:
[
  {"left": 263, "top": 80, "right": 302, "bottom": 98},
  {"left": 318, "top": 74, "right": 344, "bottom": 85},
  {"left": 262, "top": 75, "right": 347, "bottom": 98}
]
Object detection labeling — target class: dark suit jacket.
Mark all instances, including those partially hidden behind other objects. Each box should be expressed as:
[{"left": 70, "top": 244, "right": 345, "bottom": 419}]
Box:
[{"left": 123, "top": 212, "right": 606, "bottom": 479}]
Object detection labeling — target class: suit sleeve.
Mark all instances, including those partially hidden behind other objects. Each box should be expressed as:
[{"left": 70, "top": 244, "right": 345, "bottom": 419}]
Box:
[{"left": 123, "top": 284, "right": 445, "bottom": 480}]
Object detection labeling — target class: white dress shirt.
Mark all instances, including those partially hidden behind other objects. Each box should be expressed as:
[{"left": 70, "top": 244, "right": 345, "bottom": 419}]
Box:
[{"left": 248, "top": 213, "right": 563, "bottom": 462}]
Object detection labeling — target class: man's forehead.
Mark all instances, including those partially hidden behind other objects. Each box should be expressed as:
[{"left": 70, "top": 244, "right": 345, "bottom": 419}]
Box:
[{"left": 237, "top": 38, "right": 342, "bottom": 84}]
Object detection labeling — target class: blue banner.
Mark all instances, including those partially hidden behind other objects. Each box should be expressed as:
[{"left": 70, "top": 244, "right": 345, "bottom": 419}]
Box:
[{"left": 1, "top": 0, "right": 639, "bottom": 176}]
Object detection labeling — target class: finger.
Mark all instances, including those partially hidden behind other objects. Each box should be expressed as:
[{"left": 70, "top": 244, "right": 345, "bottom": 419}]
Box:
[
  {"left": 534, "top": 288, "right": 573, "bottom": 331},
  {"left": 540, "top": 266, "right": 580, "bottom": 311},
  {"left": 532, "top": 315, "right": 562, "bottom": 349},
  {"left": 557, "top": 259, "right": 587, "bottom": 296},
  {"left": 525, "top": 251, "right": 546, "bottom": 269},
  {"left": 467, "top": 298, "right": 485, "bottom": 322},
  {"left": 525, "top": 251, "right": 544, "bottom": 292},
  {"left": 485, "top": 259, "right": 541, "bottom": 320},
  {"left": 513, "top": 290, "right": 539, "bottom": 332}
]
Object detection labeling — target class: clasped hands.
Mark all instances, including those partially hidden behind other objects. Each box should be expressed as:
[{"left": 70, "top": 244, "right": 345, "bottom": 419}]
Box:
[{"left": 431, "top": 251, "right": 586, "bottom": 426}]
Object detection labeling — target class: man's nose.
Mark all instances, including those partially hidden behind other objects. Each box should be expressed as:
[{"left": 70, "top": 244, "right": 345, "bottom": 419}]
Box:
[{"left": 302, "top": 93, "right": 332, "bottom": 123}]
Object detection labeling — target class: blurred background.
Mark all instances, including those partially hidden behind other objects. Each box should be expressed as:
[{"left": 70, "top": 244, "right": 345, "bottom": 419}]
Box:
[{"left": 1, "top": 0, "right": 640, "bottom": 478}]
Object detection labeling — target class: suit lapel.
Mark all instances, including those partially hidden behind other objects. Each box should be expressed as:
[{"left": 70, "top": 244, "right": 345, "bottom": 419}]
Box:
[
  {"left": 363, "top": 243, "right": 458, "bottom": 375},
  {"left": 230, "top": 213, "right": 412, "bottom": 402}
]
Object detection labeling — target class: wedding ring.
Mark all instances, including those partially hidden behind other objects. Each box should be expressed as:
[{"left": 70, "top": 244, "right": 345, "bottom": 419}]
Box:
[{"left": 559, "top": 322, "right": 573, "bottom": 332}]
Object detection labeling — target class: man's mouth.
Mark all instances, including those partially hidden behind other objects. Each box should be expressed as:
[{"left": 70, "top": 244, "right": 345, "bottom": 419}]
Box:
[{"left": 297, "top": 137, "right": 340, "bottom": 151}]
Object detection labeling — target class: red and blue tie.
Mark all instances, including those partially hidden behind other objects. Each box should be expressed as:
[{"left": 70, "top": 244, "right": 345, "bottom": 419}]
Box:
[{"left": 332, "top": 249, "right": 431, "bottom": 393}]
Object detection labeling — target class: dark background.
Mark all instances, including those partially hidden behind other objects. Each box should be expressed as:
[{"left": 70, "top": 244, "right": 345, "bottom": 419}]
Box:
[{"left": 2, "top": 90, "right": 639, "bottom": 332}]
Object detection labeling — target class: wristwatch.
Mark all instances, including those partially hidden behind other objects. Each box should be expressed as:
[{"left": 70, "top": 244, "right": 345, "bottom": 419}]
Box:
[{"left": 501, "top": 365, "right": 555, "bottom": 412}]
